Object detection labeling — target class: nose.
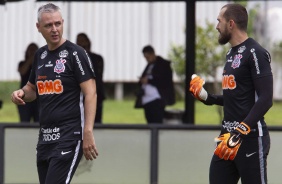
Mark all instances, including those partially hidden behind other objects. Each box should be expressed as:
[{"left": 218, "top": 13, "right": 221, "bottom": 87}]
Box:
[
  {"left": 51, "top": 24, "right": 57, "bottom": 32},
  {"left": 216, "top": 25, "right": 221, "bottom": 32}
]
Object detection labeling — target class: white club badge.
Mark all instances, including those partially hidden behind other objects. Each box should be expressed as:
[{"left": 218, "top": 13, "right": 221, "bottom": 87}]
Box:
[
  {"left": 231, "top": 54, "right": 242, "bottom": 69},
  {"left": 54, "top": 58, "right": 67, "bottom": 74}
]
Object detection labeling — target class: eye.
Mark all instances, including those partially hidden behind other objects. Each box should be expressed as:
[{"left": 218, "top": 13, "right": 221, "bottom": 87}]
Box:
[
  {"left": 55, "top": 22, "right": 61, "bottom": 27},
  {"left": 44, "top": 24, "right": 52, "bottom": 28}
]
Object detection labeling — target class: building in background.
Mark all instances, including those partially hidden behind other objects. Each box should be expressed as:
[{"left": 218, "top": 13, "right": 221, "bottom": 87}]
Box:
[{"left": 1, "top": 0, "right": 282, "bottom": 99}]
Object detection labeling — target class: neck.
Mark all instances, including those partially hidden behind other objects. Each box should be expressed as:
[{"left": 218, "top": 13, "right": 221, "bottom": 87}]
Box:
[
  {"left": 229, "top": 31, "right": 248, "bottom": 47},
  {"left": 48, "top": 38, "right": 66, "bottom": 51}
]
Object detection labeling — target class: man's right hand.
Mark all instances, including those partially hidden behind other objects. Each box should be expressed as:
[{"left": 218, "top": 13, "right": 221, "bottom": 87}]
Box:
[
  {"left": 140, "top": 76, "right": 148, "bottom": 84},
  {"left": 189, "top": 74, "right": 208, "bottom": 101},
  {"left": 11, "top": 89, "right": 26, "bottom": 105}
]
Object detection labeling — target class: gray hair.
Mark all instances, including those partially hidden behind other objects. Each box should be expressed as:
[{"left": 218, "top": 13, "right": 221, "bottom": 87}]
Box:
[{"left": 37, "top": 3, "right": 61, "bottom": 22}]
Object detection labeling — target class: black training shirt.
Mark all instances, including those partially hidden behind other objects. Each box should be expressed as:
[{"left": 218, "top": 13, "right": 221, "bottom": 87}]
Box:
[{"left": 29, "top": 40, "right": 95, "bottom": 144}]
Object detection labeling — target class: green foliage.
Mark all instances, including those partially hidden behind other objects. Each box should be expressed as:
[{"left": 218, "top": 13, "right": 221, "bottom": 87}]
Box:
[
  {"left": 247, "top": 4, "right": 260, "bottom": 39},
  {"left": 195, "top": 21, "right": 227, "bottom": 78},
  {"left": 168, "top": 44, "right": 186, "bottom": 81},
  {"left": 271, "top": 41, "right": 282, "bottom": 64},
  {"left": 168, "top": 21, "right": 228, "bottom": 80},
  {"left": 0, "top": 81, "right": 20, "bottom": 102}
]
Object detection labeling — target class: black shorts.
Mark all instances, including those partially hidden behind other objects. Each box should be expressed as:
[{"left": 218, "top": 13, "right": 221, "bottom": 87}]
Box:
[
  {"left": 36, "top": 140, "right": 83, "bottom": 184},
  {"left": 209, "top": 135, "right": 270, "bottom": 184}
]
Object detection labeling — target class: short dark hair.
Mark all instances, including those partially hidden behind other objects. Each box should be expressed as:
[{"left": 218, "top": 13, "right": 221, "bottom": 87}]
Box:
[
  {"left": 222, "top": 4, "right": 248, "bottom": 32},
  {"left": 142, "top": 45, "right": 155, "bottom": 54}
]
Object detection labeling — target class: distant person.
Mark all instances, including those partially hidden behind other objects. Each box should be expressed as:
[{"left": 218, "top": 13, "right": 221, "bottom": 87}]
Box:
[
  {"left": 76, "top": 33, "right": 105, "bottom": 124},
  {"left": 17, "top": 43, "right": 39, "bottom": 123},
  {"left": 135, "top": 45, "right": 175, "bottom": 124}
]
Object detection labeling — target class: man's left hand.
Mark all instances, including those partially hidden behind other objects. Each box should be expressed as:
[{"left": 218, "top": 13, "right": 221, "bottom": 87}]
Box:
[
  {"left": 214, "top": 122, "right": 250, "bottom": 160},
  {"left": 83, "top": 131, "right": 98, "bottom": 161},
  {"left": 214, "top": 132, "right": 242, "bottom": 160}
]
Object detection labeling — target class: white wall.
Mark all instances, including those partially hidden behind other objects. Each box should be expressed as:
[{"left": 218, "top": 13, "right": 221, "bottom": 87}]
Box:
[
  {"left": 0, "top": 0, "right": 186, "bottom": 82},
  {"left": 2, "top": 1, "right": 282, "bottom": 99}
]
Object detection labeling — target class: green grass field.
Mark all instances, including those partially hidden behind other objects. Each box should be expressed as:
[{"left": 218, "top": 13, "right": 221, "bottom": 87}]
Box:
[
  {"left": 0, "top": 99, "right": 281, "bottom": 125},
  {"left": 1, "top": 81, "right": 281, "bottom": 125}
]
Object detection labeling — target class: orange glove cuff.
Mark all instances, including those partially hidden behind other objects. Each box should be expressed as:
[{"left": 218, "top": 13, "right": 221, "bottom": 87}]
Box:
[{"left": 235, "top": 122, "right": 251, "bottom": 135}]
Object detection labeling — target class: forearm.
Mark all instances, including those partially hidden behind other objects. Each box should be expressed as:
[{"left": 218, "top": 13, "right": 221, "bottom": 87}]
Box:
[
  {"left": 22, "top": 82, "right": 37, "bottom": 102},
  {"left": 80, "top": 79, "right": 97, "bottom": 133},
  {"left": 84, "top": 93, "right": 97, "bottom": 133},
  {"left": 243, "top": 76, "right": 273, "bottom": 128},
  {"left": 202, "top": 94, "right": 224, "bottom": 106},
  {"left": 11, "top": 82, "right": 36, "bottom": 105},
  {"left": 80, "top": 79, "right": 98, "bottom": 161}
]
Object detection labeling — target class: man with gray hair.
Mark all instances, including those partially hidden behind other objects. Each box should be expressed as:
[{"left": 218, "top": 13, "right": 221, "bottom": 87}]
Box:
[{"left": 11, "top": 3, "right": 98, "bottom": 183}]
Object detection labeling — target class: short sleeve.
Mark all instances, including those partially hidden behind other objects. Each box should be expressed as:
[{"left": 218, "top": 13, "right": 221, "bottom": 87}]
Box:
[{"left": 72, "top": 49, "right": 96, "bottom": 84}]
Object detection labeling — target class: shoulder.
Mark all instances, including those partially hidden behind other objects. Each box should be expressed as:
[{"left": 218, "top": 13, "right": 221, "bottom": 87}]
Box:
[
  {"left": 246, "top": 38, "right": 269, "bottom": 53},
  {"left": 18, "top": 60, "right": 25, "bottom": 67},
  {"left": 64, "top": 40, "right": 85, "bottom": 54},
  {"left": 156, "top": 56, "right": 171, "bottom": 67},
  {"left": 33, "top": 46, "right": 48, "bottom": 61},
  {"left": 61, "top": 41, "right": 90, "bottom": 62},
  {"left": 245, "top": 39, "right": 271, "bottom": 64},
  {"left": 37, "top": 45, "right": 48, "bottom": 55},
  {"left": 156, "top": 56, "right": 170, "bottom": 63},
  {"left": 91, "top": 52, "right": 103, "bottom": 60}
]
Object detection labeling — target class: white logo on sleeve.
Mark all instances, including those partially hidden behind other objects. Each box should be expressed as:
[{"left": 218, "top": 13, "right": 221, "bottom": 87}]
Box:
[
  {"left": 38, "top": 64, "right": 44, "bottom": 69},
  {"left": 61, "top": 150, "right": 72, "bottom": 155},
  {"left": 246, "top": 152, "right": 256, "bottom": 157}
]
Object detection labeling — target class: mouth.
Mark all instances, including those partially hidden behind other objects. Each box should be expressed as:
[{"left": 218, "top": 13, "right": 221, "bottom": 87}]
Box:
[{"left": 52, "top": 35, "right": 59, "bottom": 39}]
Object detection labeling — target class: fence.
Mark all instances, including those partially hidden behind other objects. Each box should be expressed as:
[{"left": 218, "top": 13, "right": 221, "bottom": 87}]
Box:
[{"left": 0, "top": 124, "right": 281, "bottom": 184}]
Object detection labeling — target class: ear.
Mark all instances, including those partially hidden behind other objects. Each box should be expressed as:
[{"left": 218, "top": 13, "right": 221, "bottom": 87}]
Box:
[
  {"left": 229, "top": 20, "right": 235, "bottom": 29},
  {"left": 36, "top": 22, "right": 41, "bottom": 33}
]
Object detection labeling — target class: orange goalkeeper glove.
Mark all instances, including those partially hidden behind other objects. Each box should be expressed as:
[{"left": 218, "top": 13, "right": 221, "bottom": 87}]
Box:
[
  {"left": 214, "top": 122, "right": 250, "bottom": 160},
  {"left": 214, "top": 132, "right": 241, "bottom": 160},
  {"left": 189, "top": 74, "right": 208, "bottom": 101}
]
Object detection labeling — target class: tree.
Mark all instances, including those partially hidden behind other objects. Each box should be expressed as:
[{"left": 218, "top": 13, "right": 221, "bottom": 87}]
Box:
[{"left": 168, "top": 21, "right": 228, "bottom": 123}]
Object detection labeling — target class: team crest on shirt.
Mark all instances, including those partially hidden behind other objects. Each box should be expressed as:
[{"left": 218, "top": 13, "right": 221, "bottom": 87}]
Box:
[
  {"left": 54, "top": 58, "right": 67, "bottom": 74},
  {"left": 238, "top": 46, "right": 246, "bottom": 53},
  {"left": 231, "top": 54, "right": 242, "bottom": 69},
  {"left": 41, "top": 51, "right": 47, "bottom": 59},
  {"left": 59, "top": 50, "right": 69, "bottom": 58}
]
